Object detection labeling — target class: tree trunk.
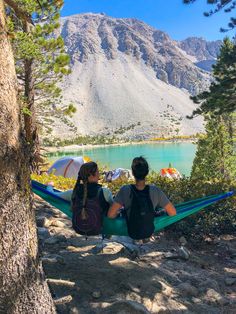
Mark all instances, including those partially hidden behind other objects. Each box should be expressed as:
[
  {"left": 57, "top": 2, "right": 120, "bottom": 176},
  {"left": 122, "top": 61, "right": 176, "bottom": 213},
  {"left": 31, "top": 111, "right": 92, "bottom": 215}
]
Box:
[
  {"left": 23, "top": 21, "right": 40, "bottom": 171},
  {"left": 0, "top": 1, "right": 55, "bottom": 313}
]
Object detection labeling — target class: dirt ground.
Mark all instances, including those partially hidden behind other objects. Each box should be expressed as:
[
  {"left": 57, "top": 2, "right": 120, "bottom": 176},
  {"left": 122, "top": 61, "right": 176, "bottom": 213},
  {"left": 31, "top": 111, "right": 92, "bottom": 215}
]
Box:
[{"left": 35, "top": 197, "right": 236, "bottom": 314}]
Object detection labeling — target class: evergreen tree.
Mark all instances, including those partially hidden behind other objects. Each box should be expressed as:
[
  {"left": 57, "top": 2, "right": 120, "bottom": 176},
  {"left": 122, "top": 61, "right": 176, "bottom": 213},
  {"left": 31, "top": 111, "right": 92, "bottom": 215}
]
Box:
[
  {"left": 191, "top": 114, "right": 236, "bottom": 180},
  {"left": 189, "top": 38, "right": 236, "bottom": 117},
  {"left": 190, "top": 39, "right": 236, "bottom": 181},
  {"left": 0, "top": 1, "right": 55, "bottom": 311},
  {"left": 6, "top": 0, "right": 74, "bottom": 168}
]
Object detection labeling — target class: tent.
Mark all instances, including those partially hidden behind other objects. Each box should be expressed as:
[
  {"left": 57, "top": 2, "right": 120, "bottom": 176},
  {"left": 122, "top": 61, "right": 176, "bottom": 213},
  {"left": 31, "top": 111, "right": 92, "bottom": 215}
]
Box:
[
  {"left": 160, "top": 167, "right": 182, "bottom": 179},
  {"left": 104, "top": 168, "right": 133, "bottom": 182},
  {"left": 47, "top": 156, "right": 91, "bottom": 179}
]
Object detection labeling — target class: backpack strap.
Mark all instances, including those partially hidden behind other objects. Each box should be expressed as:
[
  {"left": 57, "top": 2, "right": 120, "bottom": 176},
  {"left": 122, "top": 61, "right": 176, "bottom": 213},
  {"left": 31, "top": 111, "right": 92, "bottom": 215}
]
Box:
[
  {"left": 149, "top": 185, "right": 157, "bottom": 209},
  {"left": 129, "top": 184, "right": 155, "bottom": 208}
]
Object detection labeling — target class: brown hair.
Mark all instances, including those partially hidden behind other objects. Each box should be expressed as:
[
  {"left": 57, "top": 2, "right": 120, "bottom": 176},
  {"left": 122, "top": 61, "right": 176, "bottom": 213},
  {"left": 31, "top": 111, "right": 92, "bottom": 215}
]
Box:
[{"left": 77, "top": 162, "right": 98, "bottom": 219}]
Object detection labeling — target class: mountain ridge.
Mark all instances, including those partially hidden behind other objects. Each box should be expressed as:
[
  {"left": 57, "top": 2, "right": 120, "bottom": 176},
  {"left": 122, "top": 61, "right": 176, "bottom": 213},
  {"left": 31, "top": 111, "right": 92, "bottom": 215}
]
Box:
[{"left": 47, "top": 13, "right": 222, "bottom": 140}]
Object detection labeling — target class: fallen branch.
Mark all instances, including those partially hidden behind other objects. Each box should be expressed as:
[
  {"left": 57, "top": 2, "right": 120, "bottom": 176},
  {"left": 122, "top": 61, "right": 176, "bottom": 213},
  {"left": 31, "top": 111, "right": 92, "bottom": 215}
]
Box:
[
  {"left": 53, "top": 295, "right": 73, "bottom": 305},
  {"left": 47, "top": 278, "right": 76, "bottom": 287}
]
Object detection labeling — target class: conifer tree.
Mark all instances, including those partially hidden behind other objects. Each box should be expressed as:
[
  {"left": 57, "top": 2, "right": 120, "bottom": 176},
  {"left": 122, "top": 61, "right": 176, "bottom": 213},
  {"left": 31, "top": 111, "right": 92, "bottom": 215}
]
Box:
[
  {"left": 190, "top": 39, "right": 236, "bottom": 180},
  {"left": 189, "top": 38, "right": 236, "bottom": 117},
  {"left": 1, "top": 1, "right": 55, "bottom": 311},
  {"left": 191, "top": 114, "right": 236, "bottom": 180},
  {"left": 6, "top": 0, "right": 74, "bottom": 168}
]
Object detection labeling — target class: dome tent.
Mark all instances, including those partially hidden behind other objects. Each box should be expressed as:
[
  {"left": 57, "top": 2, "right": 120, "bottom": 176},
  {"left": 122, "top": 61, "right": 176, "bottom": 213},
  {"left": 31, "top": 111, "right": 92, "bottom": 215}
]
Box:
[
  {"left": 160, "top": 167, "right": 182, "bottom": 179},
  {"left": 47, "top": 156, "right": 91, "bottom": 179}
]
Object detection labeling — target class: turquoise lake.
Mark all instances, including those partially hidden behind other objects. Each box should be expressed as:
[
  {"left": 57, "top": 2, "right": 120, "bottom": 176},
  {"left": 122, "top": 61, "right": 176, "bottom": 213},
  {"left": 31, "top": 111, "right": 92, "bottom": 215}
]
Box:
[{"left": 47, "top": 142, "right": 197, "bottom": 176}]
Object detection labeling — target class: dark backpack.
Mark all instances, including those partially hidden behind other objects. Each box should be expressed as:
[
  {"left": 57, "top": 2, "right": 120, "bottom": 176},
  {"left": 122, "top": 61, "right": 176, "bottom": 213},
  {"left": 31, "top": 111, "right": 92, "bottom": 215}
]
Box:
[
  {"left": 72, "top": 186, "right": 103, "bottom": 236},
  {"left": 125, "top": 185, "right": 155, "bottom": 240}
]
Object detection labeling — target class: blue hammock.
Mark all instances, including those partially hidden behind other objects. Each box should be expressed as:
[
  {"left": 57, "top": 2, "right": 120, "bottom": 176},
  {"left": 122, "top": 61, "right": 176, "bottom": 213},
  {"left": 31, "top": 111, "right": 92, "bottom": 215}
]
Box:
[{"left": 32, "top": 180, "right": 234, "bottom": 236}]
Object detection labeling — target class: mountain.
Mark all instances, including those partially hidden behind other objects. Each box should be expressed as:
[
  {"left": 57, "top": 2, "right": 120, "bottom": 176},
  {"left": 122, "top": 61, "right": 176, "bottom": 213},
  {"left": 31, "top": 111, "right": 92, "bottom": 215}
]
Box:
[
  {"left": 178, "top": 37, "right": 222, "bottom": 72},
  {"left": 49, "top": 13, "right": 222, "bottom": 140}
]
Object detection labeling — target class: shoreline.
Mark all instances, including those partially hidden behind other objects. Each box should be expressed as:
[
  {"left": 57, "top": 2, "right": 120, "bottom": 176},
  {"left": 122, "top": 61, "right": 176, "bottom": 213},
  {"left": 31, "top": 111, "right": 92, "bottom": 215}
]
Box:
[{"left": 43, "top": 138, "right": 197, "bottom": 153}]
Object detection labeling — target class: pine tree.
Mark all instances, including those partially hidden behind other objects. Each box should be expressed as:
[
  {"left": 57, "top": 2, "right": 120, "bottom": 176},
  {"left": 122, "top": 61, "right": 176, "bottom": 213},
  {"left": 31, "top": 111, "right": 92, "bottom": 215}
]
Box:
[
  {"left": 189, "top": 38, "right": 236, "bottom": 117},
  {"left": 190, "top": 38, "right": 236, "bottom": 181},
  {"left": 0, "top": 1, "right": 55, "bottom": 311},
  {"left": 191, "top": 114, "right": 236, "bottom": 180},
  {"left": 6, "top": 0, "right": 74, "bottom": 168}
]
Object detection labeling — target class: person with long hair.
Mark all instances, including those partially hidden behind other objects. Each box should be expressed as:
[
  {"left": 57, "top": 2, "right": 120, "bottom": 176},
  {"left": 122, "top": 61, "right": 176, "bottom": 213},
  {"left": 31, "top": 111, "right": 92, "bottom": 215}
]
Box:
[
  {"left": 72, "top": 161, "right": 113, "bottom": 215},
  {"left": 47, "top": 161, "right": 113, "bottom": 210}
]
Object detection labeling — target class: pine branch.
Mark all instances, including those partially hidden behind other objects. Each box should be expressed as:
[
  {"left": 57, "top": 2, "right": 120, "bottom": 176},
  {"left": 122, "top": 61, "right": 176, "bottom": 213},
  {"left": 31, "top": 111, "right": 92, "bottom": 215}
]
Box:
[{"left": 4, "top": 0, "right": 33, "bottom": 24}]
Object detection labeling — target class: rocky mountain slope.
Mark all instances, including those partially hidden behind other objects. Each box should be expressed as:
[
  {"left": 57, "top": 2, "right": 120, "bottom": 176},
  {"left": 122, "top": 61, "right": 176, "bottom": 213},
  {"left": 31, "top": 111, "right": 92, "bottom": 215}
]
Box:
[
  {"left": 178, "top": 37, "right": 222, "bottom": 72},
  {"left": 51, "top": 13, "right": 222, "bottom": 140}
]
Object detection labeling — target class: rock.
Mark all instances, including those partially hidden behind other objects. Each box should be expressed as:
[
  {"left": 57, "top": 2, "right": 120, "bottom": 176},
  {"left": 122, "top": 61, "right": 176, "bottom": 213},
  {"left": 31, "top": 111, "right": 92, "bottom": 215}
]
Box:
[
  {"left": 42, "top": 253, "right": 64, "bottom": 264},
  {"left": 179, "top": 236, "right": 187, "bottom": 246},
  {"left": 92, "top": 291, "right": 101, "bottom": 299},
  {"left": 205, "top": 288, "right": 223, "bottom": 304},
  {"left": 92, "top": 242, "right": 124, "bottom": 255},
  {"left": 66, "top": 246, "right": 81, "bottom": 253},
  {"left": 44, "top": 236, "right": 60, "bottom": 244},
  {"left": 218, "top": 297, "right": 229, "bottom": 306},
  {"left": 178, "top": 246, "right": 190, "bottom": 260},
  {"left": 41, "top": 257, "right": 58, "bottom": 264},
  {"left": 177, "top": 282, "right": 198, "bottom": 297},
  {"left": 36, "top": 216, "right": 47, "bottom": 227},
  {"left": 50, "top": 219, "right": 66, "bottom": 228},
  {"left": 44, "top": 235, "right": 67, "bottom": 244},
  {"left": 192, "top": 297, "right": 202, "bottom": 304},
  {"left": 43, "top": 217, "right": 53, "bottom": 228},
  {"left": 103, "top": 300, "right": 150, "bottom": 314},
  {"left": 69, "top": 307, "right": 79, "bottom": 314},
  {"left": 199, "top": 278, "right": 219, "bottom": 292},
  {"left": 37, "top": 227, "right": 50, "bottom": 240},
  {"left": 164, "top": 252, "right": 179, "bottom": 259},
  {"left": 224, "top": 277, "right": 236, "bottom": 286}
]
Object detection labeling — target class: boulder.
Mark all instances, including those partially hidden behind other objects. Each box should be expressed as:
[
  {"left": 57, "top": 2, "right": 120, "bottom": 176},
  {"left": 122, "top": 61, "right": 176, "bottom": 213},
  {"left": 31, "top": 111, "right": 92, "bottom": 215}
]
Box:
[{"left": 176, "top": 282, "right": 198, "bottom": 297}]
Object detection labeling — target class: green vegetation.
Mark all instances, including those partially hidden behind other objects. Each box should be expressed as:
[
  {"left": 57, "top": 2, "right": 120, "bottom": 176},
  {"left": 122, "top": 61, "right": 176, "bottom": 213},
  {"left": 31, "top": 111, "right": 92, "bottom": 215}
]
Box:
[
  {"left": 190, "top": 39, "right": 236, "bottom": 182},
  {"left": 42, "top": 135, "right": 121, "bottom": 147},
  {"left": 6, "top": 0, "right": 73, "bottom": 164},
  {"left": 189, "top": 38, "right": 236, "bottom": 117}
]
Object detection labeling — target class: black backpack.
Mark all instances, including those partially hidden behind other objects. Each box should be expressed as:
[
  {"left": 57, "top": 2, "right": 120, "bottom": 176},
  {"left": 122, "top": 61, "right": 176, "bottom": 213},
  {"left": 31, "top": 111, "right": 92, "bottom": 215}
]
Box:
[
  {"left": 71, "top": 185, "right": 103, "bottom": 236},
  {"left": 125, "top": 185, "right": 155, "bottom": 240}
]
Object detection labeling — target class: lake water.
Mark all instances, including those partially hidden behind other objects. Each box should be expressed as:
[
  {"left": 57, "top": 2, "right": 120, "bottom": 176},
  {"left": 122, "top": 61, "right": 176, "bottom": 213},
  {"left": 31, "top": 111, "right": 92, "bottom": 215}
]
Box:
[{"left": 47, "top": 142, "right": 197, "bottom": 176}]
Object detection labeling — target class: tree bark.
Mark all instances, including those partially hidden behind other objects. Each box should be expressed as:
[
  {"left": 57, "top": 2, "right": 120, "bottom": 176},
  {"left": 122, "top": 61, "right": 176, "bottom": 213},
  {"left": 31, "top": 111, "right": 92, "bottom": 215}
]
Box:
[
  {"left": 0, "top": 1, "right": 55, "bottom": 313},
  {"left": 23, "top": 21, "right": 41, "bottom": 171}
]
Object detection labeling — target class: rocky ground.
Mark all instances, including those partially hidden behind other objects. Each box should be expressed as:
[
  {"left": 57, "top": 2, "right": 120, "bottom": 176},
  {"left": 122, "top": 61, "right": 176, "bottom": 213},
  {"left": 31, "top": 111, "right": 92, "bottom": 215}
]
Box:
[{"left": 35, "top": 196, "right": 236, "bottom": 314}]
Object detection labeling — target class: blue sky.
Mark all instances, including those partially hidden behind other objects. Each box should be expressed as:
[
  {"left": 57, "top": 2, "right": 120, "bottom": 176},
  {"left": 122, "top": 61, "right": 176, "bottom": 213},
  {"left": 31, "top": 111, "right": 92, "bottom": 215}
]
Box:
[{"left": 61, "top": 0, "right": 235, "bottom": 41}]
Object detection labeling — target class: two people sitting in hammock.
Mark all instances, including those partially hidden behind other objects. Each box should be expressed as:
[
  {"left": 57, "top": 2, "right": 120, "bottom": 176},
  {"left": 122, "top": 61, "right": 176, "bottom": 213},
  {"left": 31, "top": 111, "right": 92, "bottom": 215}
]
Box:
[{"left": 70, "top": 156, "right": 176, "bottom": 239}]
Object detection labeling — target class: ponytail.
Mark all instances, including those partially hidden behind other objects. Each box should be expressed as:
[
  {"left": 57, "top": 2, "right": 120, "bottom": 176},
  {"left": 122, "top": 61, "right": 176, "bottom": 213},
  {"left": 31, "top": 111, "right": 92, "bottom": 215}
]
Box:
[
  {"left": 76, "top": 162, "right": 98, "bottom": 220},
  {"left": 81, "top": 179, "right": 88, "bottom": 220}
]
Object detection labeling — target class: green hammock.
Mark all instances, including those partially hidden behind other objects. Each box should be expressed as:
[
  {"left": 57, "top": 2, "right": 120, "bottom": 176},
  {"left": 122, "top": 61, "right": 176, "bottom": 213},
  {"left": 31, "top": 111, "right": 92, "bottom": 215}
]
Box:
[{"left": 32, "top": 180, "right": 234, "bottom": 236}]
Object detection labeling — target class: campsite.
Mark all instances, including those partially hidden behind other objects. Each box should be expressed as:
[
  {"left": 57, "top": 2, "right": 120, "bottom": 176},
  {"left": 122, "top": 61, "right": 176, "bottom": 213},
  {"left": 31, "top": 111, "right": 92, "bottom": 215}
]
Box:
[{"left": 0, "top": 1, "right": 235, "bottom": 313}]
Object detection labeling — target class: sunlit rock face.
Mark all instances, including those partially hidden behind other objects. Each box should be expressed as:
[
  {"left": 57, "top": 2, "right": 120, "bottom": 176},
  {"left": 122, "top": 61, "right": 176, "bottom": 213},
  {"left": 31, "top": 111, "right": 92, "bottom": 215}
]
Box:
[{"left": 52, "top": 13, "right": 222, "bottom": 139}]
